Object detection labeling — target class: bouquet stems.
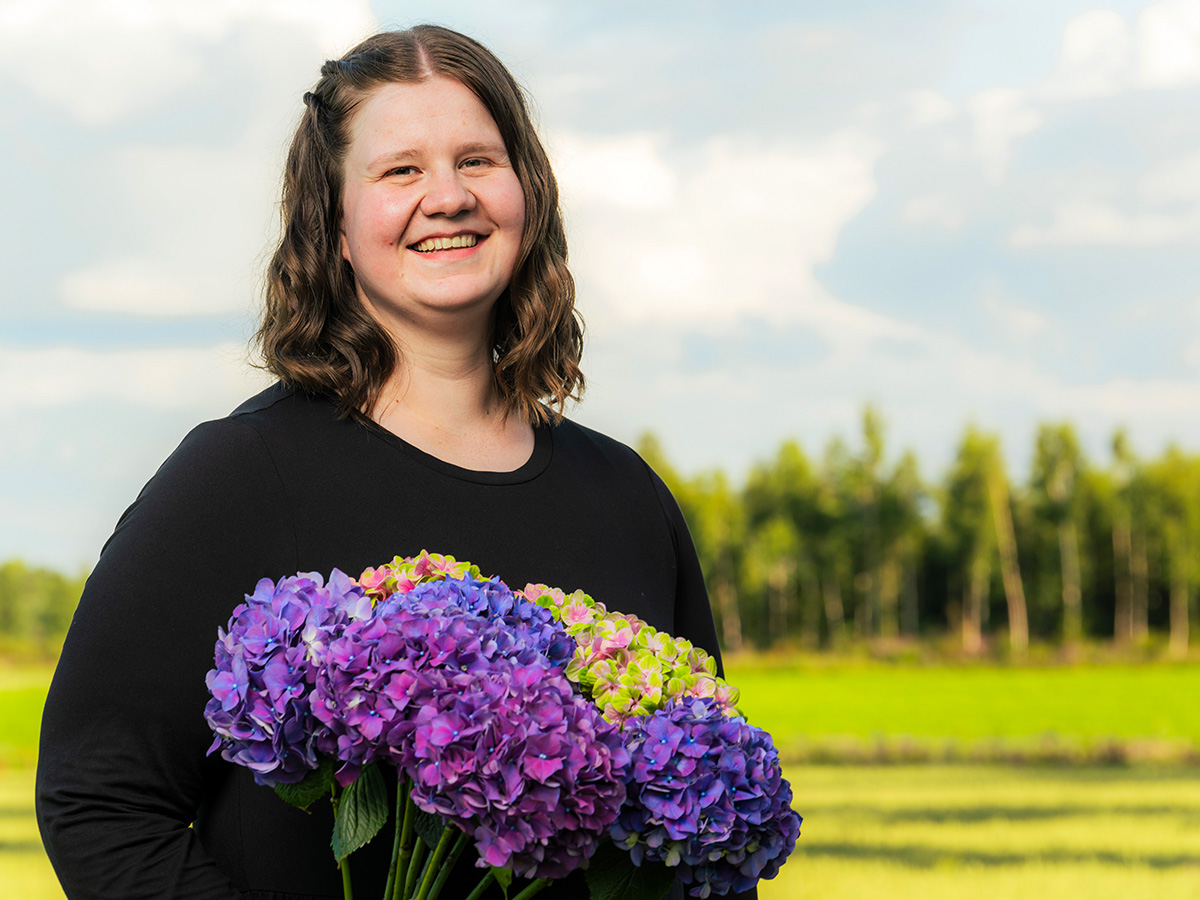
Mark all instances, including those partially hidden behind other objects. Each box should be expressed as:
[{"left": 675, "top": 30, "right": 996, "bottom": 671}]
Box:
[
  {"left": 404, "top": 834, "right": 428, "bottom": 899},
  {"left": 414, "top": 826, "right": 456, "bottom": 900},
  {"left": 511, "top": 878, "right": 553, "bottom": 900},
  {"left": 463, "top": 870, "right": 495, "bottom": 900},
  {"left": 329, "top": 784, "right": 354, "bottom": 900},
  {"left": 386, "top": 779, "right": 415, "bottom": 900},
  {"left": 426, "top": 831, "right": 469, "bottom": 900}
]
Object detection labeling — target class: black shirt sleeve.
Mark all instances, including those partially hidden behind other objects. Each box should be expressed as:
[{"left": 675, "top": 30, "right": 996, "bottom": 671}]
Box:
[{"left": 36, "top": 419, "right": 295, "bottom": 900}]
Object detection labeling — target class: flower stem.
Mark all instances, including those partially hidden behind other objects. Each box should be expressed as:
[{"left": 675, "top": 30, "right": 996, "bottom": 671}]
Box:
[
  {"left": 385, "top": 777, "right": 414, "bottom": 900},
  {"left": 403, "top": 834, "right": 428, "bottom": 900},
  {"left": 329, "top": 785, "right": 353, "bottom": 900},
  {"left": 510, "top": 878, "right": 553, "bottom": 900},
  {"left": 426, "top": 831, "right": 469, "bottom": 900},
  {"left": 340, "top": 855, "right": 354, "bottom": 900},
  {"left": 463, "top": 871, "right": 495, "bottom": 900},
  {"left": 414, "top": 826, "right": 456, "bottom": 900}
]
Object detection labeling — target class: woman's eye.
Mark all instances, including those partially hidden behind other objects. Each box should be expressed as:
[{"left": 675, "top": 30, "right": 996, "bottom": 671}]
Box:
[
  {"left": 385, "top": 165, "right": 418, "bottom": 177},
  {"left": 461, "top": 158, "right": 487, "bottom": 169}
]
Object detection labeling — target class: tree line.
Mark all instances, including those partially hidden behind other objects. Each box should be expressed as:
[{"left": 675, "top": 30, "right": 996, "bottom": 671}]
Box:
[
  {"left": 0, "top": 560, "right": 87, "bottom": 653},
  {"left": 639, "top": 409, "right": 1199, "bottom": 657},
  {"left": 3, "top": 409, "right": 1197, "bottom": 658}
]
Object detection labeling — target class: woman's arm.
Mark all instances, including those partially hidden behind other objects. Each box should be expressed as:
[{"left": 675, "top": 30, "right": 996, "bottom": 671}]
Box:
[{"left": 37, "top": 418, "right": 295, "bottom": 900}]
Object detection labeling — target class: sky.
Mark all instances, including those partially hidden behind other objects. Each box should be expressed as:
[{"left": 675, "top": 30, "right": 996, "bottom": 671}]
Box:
[{"left": 4, "top": 0, "right": 1200, "bottom": 567}]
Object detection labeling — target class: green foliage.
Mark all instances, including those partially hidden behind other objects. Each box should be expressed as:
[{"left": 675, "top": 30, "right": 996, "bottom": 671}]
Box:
[
  {"left": 0, "top": 560, "right": 87, "bottom": 651},
  {"left": 273, "top": 758, "right": 335, "bottom": 811},
  {"left": 638, "top": 409, "right": 1200, "bottom": 652},
  {"left": 584, "top": 839, "right": 676, "bottom": 900},
  {"left": 331, "top": 763, "right": 388, "bottom": 861}
]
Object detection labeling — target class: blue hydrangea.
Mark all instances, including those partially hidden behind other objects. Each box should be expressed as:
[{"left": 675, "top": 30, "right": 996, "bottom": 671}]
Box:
[
  {"left": 204, "top": 569, "right": 371, "bottom": 785},
  {"left": 400, "top": 576, "right": 575, "bottom": 668},
  {"left": 612, "top": 698, "right": 802, "bottom": 898}
]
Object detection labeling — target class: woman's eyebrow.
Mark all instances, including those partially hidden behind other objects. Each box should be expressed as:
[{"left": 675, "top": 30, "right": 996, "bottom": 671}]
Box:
[
  {"left": 367, "top": 141, "right": 507, "bottom": 170},
  {"left": 368, "top": 149, "right": 419, "bottom": 169}
]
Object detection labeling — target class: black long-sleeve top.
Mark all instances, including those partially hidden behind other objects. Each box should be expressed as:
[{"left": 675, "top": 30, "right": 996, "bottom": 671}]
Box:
[{"left": 37, "top": 384, "right": 754, "bottom": 900}]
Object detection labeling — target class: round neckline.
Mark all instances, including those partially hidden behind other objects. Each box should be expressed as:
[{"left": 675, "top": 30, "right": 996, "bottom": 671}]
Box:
[{"left": 360, "top": 414, "right": 554, "bottom": 485}]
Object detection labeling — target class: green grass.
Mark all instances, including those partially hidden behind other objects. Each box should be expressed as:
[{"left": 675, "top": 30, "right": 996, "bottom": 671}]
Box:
[
  {"left": 0, "top": 769, "right": 65, "bottom": 900},
  {"left": 7, "top": 660, "right": 1200, "bottom": 898},
  {"left": 761, "top": 765, "right": 1200, "bottom": 900},
  {"left": 727, "top": 663, "right": 1200, "bottom": 744},
  {"left": 0, "top": 663, "right": 53, "bottom": 769}
]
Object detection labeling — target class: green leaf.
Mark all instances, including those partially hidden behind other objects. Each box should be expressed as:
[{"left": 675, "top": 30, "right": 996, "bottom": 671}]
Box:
[
  {"left": 491, "top": 865, "right": 514, "bottom": 899},
  {"left": 414, "top": 807, "right": 447, "bottom": 850},
  {"left": 584, "top": 840, "right": 676, "bottom": 900},
  {"left": 272, "top": 757, "right": 335, "bottom": 811},
  {"left": 330, "top": 763, "right": 389, "bottom": 861}
]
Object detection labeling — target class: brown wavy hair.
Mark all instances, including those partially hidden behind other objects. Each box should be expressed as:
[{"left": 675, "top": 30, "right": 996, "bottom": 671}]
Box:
[{"left": 256, "top": 25, "right": 584, "bottom": 425}]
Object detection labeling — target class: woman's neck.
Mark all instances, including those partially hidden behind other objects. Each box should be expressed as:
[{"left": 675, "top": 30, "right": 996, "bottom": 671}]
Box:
[{"left": 370, "top": 330, "right": 535, "bottom": 472}]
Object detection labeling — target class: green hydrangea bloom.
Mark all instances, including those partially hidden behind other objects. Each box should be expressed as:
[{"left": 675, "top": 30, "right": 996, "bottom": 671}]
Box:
[{"left": 520, "top": 582, "right": 741, "bottom": 725}]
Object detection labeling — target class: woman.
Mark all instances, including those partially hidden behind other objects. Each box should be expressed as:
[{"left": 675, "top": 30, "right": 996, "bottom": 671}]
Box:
[{"left": 37, "top": 25, "right": 746, "bottom": 900}]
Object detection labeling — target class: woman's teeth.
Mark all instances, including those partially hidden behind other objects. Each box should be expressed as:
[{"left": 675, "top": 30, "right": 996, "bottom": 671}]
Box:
[{"left": 413, "top": 234, "right": 478, "bottom": 252}]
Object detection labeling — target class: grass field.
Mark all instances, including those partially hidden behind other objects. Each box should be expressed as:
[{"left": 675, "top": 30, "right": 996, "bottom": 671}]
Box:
[{"left": 5, "top": 660, "right": 1200, "bottom": 898}]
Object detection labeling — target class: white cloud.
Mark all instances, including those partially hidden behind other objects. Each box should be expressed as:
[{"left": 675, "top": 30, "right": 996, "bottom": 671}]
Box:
[
  {"left": 0, "top": 0, "right": 375, "bottom": 126},
  {"left": 61, "top": 258, "right": 202, "bottom": 314},
  {"left": 902, "top": 193, "right": 963, "bottom": 229},
  {"left": 981, "top": 290, "right": 1049, "bottom": 339},
  {"left": 552, "top": 133, "right": 678, "bottom": 211},
  {"left": 57, "top": 131, "right": 283, "bottom": 315},
  {"left": 1137, "top": 0, "right": 1200, "bottom": 89},
  {"left": 556, "top": 128, "right": 902, "bottom": 353},
  {"left": 964, "top": 88, "right": 1042, "bottom": 183},
  {"left": 1038, "top": 0, "right": 1200, "bottom": 102},
  {"left": 902, "top": 89, "right": 956, "bottom": 129},
  {"left": 1140, "top": 149, "right": 1200, "bottom": 202},
  {"left": 1040, "top": 8, "right": 1132, "bottom": 101},
  {"left": 0, "top": 343, "right": 270, "bottom": 411},
  {"left": 1009, "top": 198, "right": 1200, "bottom": 246}
]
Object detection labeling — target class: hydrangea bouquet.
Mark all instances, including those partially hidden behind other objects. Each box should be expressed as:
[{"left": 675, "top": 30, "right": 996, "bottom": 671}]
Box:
[{"left": 205, "top": 552, "right": 801, "bottom": 900}]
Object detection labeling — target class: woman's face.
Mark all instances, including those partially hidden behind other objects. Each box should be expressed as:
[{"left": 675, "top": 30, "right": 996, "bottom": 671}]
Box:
[{"left": 339, "top": 76, "right": 526, "bottom": 335}]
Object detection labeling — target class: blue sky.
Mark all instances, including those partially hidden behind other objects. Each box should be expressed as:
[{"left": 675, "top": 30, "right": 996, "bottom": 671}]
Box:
[{"left": 4, "top": 0, "right": 1200, "bottom": 567}]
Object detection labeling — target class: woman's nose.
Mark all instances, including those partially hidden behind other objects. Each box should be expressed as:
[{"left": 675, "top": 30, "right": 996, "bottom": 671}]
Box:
[{"left": 420, "top": 168, "right": 477, "bottom": 218}]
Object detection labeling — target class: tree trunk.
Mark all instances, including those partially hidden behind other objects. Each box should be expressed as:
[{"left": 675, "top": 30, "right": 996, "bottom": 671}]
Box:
[
  {"left": 801, "top": 564, "right": 821, "bottom": 651},
  {"left": 879, "top": 556, "right": 901, "bottom": 639},
  {"left": 1131, "top": 528, "right": 1149, "bottom": 642},
  {"left": 1058, "top": 520, "right": 1083, "bottom": 644},
  {"left": 901, "top": 556, "right": 919, "bottom": 636},
  {"left": 768, "top": 558, "right": 793, "bottom": 644},
  {"left": 1112, "top": 512, "right": 1133, "bottom": 646},
  {"left": 962, "top": 553, "right": 987, "bottom": 654},
  {"left": 822, "top": 571, "right": 845, "bottom": 646},
  {"left": 855, "top": 572, "right": 873, "bottom": 638},
  {"left": 1170, "top": 540, "right": 1189, "bottom": 659},
  {"left": 1170, "top": 577, "right": 1189, "bottom": 659},
  {"left": 988, "top": 469, "right": 1028, "bottom": 655},
  {"left": 714, "top": 577, "right": 742, "bottom": 653}
]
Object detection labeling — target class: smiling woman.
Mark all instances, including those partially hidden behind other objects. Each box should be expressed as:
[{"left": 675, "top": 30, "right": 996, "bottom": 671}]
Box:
[{"left": 35, "top": 23, "right": 746, "bottom": 900}]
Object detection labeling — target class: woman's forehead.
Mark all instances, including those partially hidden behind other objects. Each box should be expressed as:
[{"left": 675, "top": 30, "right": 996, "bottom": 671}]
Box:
[{"left": 347, "top": 77, "right": 503, "bottom": 158}]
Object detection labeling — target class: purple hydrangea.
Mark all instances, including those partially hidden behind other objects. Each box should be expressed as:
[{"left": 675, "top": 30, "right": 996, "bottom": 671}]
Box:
[
  {"left": 406, "top": 659, "right": 630, "bottom": 880},
  {"left": 612, "top": 698, "right": 802, "bottom": 898},
  {"left": 204, "top": 569, "right": 371, "bottom": 785},
  {"left": 309, "top": 585, "right": 567, "bottom": 785},
  {"left": 400, "top": 577, "right": 575, "bottom": 669}
]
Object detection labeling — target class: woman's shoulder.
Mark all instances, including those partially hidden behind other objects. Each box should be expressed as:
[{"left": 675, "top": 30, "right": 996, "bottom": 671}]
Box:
[
  {"left": 548, "top": 415, "right": 679, "bottom": 514},
  {"left": 114, "top": 384, "right": 325, "bottom": 533},
  {"left": 548, "top": 414, "right": 647, "bottom": 471}
]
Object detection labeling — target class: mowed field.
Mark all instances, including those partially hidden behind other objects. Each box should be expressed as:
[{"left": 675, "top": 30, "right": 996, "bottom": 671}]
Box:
[{"left": 4, "top": 661, "right": 1200, "bottom": 899}]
